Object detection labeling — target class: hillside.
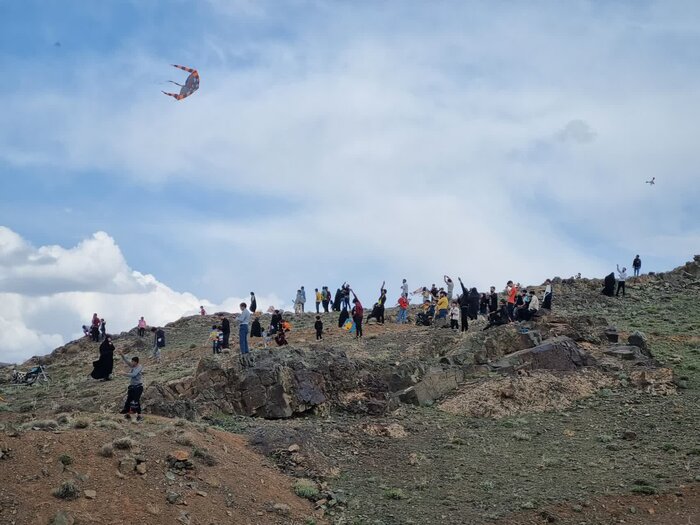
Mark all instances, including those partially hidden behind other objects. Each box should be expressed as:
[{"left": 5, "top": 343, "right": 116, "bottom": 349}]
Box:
[{"left": 1, "top": 257, "right": 699, "bottom": 524}]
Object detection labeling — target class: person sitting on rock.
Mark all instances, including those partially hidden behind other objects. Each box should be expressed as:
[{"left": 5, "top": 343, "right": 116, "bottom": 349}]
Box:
[
  {"left": 251, "top": 315, "right": 263, "bottom": 339},
  {"left": 484, "top": 300, "right": 509, "bottom": 330},
  {"left": 275, "top": 329, "right": 288, "bottom": 346},
  {"left": 527, "top": 290, "right": 540, "bottom": 318}
]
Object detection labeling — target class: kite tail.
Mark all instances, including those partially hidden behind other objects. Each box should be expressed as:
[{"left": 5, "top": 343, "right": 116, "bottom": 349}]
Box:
[
  {"left": 162, "top": 91, "right": 183, "bottom": 100},
  {"left": 171, "top": 64, "right": 196, "bottom": 73},
  {"left": 168, "top": 80, "right": 184, "bottom": 87}
]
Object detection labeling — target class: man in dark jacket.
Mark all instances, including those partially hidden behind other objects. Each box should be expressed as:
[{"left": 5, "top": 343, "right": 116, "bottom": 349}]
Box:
[
  {"left": 489, "top": 286, "right": 498, "bottom": 313},
  {"left": 467, "top": 288, "right": 480, "bottom": 320},
  {"left": 220, "top": 315, "right": 230, "bottom": 349}
]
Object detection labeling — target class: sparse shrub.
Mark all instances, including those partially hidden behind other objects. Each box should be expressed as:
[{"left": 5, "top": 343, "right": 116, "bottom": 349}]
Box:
[
  {"left": 479, "top": 480, "right": 495, "bottom": 491},
  {"left": 686, "top": 447, "right": 700, "bottom": 456},
  {"left": 512, "top": 431, "right": 531, "bottom": 442},
  {"left": 73, "top": 418, "right": 90, "bottom": 429},
  {"left": 661, "top": 443, "right": 679, "bottom": 452},
  {"left": 189, "top": 344, "right": 197, "bottom": 349},
  {"left": 631, "top": 484, "right": 657, "bottom": 495},
  {"left": 52, "top": 481, "right": 79, "bottom": 500},
  {"left": 193, "top": 447, "right": 217, "bottom": 466},
  {"left": 58, "top": 454, "right": 73, "bottom": 466},
  {"left": 597, "top": 434, "right": 614, "bottom": 443},
  {"left": 21, "top": 419, "right": 58, "bottom": 431},
  {"left": 112, "top": 437, "right": 134, "bottom": 450},
  {"left": 174, "top": 419, "right": 187, "bottom": 427},
  {"left": 294, "top": 479, "right": 319, "bottom": 500},
  {"left": 383, "top": 488, "right": 407, "bottom": 500},
  {"left": 56, "top": 414, "right": 70, "bottom": 425},
  {"left": 99, "top": 443, "right": 114, "bottom": 458},
  {"left": 96, "top": 419, "right": 121, "bottom": 430},
  {"left": 598, "top": 388, "right": 613, "bottom": 398},
  {"left": 175, "top": 433, "right": 194, "bottom": 447}
]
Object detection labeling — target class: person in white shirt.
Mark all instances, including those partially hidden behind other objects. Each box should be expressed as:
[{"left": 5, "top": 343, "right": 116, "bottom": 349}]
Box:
[
  {"left": 528, "top": 291, "right": 540, "bottom": 314},
  {"left": 401, "top": 279, "right": 409, "bottom": 298},
  {"left": 542, "top": 279, "right": 553, "bottom": 309},
  {"left": 616, "top": 265, "right": 627, "bottom": 297},
  {"left": 444, "top": 275, "right": 454, "bottom": 300},
  {"left": 238, "top": 303, "right": 252, "bottom": 366},
  {"left": 449, "top": 302, "right": 460, "bottom": 330}
]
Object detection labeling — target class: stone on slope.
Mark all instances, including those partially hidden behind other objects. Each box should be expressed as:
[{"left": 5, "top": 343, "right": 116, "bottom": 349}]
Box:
[{"left": 490, "top": 336, "right": 595, "bottom": 373}]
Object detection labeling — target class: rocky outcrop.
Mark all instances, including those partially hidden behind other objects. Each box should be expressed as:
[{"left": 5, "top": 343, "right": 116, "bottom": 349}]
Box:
[
  {"left": 490, "top": 337, "right": 595, "bottom": 373},
  {"left": 146, "top": 349, "right": 391, "bottom": 419},
  {"left": 396, "top": 367, "right": 465, "bottom": 406}
]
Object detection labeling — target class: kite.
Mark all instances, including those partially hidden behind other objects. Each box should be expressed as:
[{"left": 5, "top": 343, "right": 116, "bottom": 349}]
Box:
[
  {"left": 162, "top": 64, "right": 200, "bottom": 101},
  {"left": 645, "top": 177, "right": 656, "bottom": 185}
]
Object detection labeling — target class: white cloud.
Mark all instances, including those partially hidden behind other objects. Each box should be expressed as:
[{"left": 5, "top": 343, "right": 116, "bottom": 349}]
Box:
[{"left": 0, "top": 228, "right": 285, "bottom": 364}]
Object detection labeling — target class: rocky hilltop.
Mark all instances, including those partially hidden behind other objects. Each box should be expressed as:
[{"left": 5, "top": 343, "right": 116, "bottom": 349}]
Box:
[{"left": 1, "top": 256, "right": 699, "bottom": 524}]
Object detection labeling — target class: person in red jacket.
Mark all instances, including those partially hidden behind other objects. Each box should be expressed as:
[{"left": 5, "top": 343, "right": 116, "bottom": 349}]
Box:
[
  {"left": 351, "top": 290, "right": 364, "bottom": 339},
  {"left": 506, "top": 280, "right": 518, "bottom": 321}
]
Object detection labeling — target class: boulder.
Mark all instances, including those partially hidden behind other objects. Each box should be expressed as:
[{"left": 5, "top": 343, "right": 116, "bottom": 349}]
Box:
[
  {"left": 397, "top": 367, "right": 465, "bottom": 406},
  {"left": 490, "top": 337, "right": 595, "bottom": 373},
  {"left": 627, "top": 331, "right": 652, "bottom": 357}
]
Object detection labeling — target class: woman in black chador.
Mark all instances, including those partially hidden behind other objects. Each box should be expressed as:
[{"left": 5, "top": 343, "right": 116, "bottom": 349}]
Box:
[{"left": 90, "top": 336, "right": 115, "bottom": 381}]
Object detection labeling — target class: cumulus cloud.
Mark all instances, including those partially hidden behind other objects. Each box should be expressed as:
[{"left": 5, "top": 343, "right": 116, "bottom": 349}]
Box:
[{"left": 0, "top": 228, "right": 285, "bottom": 364}]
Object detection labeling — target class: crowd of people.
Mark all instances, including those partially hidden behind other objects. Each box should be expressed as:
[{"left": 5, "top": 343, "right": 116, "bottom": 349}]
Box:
[{"left": 84, "top": 254, "right": 642, "bottom": 422}]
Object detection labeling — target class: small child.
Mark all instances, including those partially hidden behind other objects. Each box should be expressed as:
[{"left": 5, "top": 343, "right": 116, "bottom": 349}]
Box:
[
  {"left": 275, "top": 330, "right": 288, "bottom": 346},
  {"left": 449, "top": 302, "right": 460, "bottom": 330},
  {"left": 314, "top": 315, "right": 323, "bottom": 340},
  {"left": 208, "top": 325, "right": 222, "bottom": 354}
]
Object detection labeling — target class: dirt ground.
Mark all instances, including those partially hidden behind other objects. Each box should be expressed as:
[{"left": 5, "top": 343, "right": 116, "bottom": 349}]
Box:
[{"left": 0, "top": 415, "right": 320, "bottom": 525}]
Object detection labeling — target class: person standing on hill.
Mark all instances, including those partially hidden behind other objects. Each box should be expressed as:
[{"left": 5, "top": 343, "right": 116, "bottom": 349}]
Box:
[
  {"left": 300, "top": 286, "right": 307, "bottom": 313},
  {"left": 250, "top": 292, "right": 257, "bottom": 313},
  {"left": 315, "top": 288, "right": 322, "bottom": 314},
  {"left": 444, "top": 276, "right": 454, "bottom": 300},
  {"left": 506, "top": 281, "right": 518, "bottom": 321},
  {"left": 294, "top": 289, "right": 303, "bottom": 314},
  {"left": 616, "top": 264, "right": 627, "bottom": 297},
  {"left": 100, "top": 318, "right": 106, "bottom": 341},
  {"left": 632, "top": 255, "right": 642, "bottom": 277},
  {"left": 137, "top": 317, "right": 147, "bottom": 337},
  {"left": 489, "top": 286, "right": 498, "bottom": 313},
  {"left": 220, "top": 314, "right": 230, "bottom": 349},
  {"left": 314, "top": 315, "right": 323, "bottom": 340},
  {"left": 238, "top": 302, "right": 252, "bottom": 366},
  {"left": 351, "top": 290, "right": 364, "bottom": 339},
  {"left": 436, "top": 291, "right": 449, "bottom": 320},
  {"left": 542, "top": 279, "right": 553, "bottom": 309},
  {"left": 401, "top": 279, "right": 409, "bottom": 298},
  {"left": 468, "top": 287, "right": 480, "bottom": 320},
  {"left": 457, "top": 278, "right": 470, "bottom": 332},
  {"left": 321, "top": 286, "right": 330, "bottom": 313},
  {"left": 396, "top": 294, "right": 409, "bottom": 324},
  {"left": 151, "top": 327, "right": 165, "bottom": 363},
  {"left": 449, "top": 301, "right": 460, "bottom": 330},
  {"left": 119, "top": 351, "right": 143, "bottom": 422},
  {"left": 199, "top": 305, "right": 206, "bottom": 316},
  {"left": 90, "top": 335, "right": 115, "bottom": 381}
]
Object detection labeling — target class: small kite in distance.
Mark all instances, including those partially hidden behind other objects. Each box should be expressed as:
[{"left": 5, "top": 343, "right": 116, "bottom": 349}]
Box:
[
  {"left": 645, "top": 177, "right": 656, "bottom": 185},
  {"left": 162, "top": 64, "right": 199, "bottom": 101}
]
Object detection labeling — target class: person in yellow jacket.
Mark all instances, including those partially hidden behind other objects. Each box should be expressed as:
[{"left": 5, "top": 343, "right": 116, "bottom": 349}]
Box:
[
  {"left": 436, "top": 292, "right": 449, "bottom": 320},
  {"left": 315, "top": 288, "right": 323, "bottom": 314}
]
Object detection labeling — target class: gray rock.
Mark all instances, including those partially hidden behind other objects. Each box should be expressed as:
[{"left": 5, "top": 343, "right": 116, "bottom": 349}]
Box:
[
  {"left": 490, "top": 336, "right": 595, "bottom": 373},
  {"left": 52, "top": 511, "right": 75, "bottom": 525},
  {"left": 166, "top": 491, "right": 181, "bottom": 504},
  {"left": 118, "top": 456, "right": 137, "bottom": 474},
  {"left": 628, "top": 331, "right": 651, "bottom": 357}
]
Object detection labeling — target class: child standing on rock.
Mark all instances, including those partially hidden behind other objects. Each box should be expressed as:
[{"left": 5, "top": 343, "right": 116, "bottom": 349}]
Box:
[{"left": 314, "top": 315, "right": 323, "bottom": 340}]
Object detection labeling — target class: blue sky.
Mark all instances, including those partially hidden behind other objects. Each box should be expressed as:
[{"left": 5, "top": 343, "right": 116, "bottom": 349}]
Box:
[{"left": 1, "top": 0, "right": 699, "bottom": 362}]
